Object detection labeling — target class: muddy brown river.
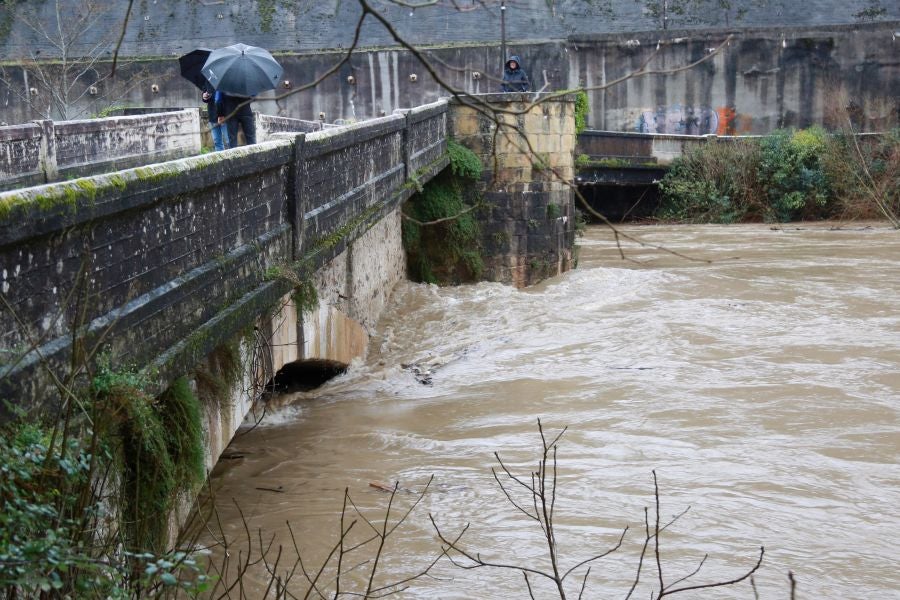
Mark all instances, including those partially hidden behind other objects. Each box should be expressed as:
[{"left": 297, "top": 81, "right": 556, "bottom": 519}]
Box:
[{"left": 201, "top": 223, "right": 900, "bottom": 599}]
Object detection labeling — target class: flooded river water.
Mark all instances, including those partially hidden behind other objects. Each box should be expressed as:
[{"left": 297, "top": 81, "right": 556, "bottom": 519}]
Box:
[{"left": 203, "top": 223, "right": 900, "bottom": 599}]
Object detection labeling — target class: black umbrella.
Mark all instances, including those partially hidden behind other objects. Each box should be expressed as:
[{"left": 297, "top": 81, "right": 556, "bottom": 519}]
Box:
[
  {"left": 178, "top": 48, "right": 212, "bottom": 90},
  {"left": 201, "top": 43, "right": 283, "bottom": 98}
]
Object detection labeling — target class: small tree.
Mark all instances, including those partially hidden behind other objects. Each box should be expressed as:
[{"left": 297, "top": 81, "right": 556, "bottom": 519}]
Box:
[
  {"left": 0, "top": 0, "right": 145, "bottom": 121},
  {"left": 432, "top": 420, "right": 765, "bottom": 599}
]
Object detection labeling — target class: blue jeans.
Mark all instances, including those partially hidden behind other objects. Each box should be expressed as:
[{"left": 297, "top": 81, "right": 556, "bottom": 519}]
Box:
[{"left": 210, "top": 122, "right": 229, "bottom": 151}]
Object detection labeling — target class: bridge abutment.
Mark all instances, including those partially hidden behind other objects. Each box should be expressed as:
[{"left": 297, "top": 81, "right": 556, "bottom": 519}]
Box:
[{"left": 449, "top": 94, "right": 577, "bottom": 287}]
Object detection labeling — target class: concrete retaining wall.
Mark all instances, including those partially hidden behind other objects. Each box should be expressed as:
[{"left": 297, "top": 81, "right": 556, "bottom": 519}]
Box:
[
  {"left": 2, "top": 23, "right": 895, "bottom": 136},
  {"left": 577, "top": 129, "right": 721, "bottom": 165},
  {"left": 2, "top": 1, "right": 896, "bottom": 59},
  {"left": 0, "top": 109, "right": 201, "bottom": 191}
]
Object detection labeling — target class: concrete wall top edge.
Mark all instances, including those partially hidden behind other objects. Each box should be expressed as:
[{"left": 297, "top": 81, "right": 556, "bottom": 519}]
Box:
[
  {"left": 303, "top": 113, "right": 406, "bottom": 154},
  {"left": 566, "top": 19, "right": 900, "bottom": 43},
  {"left": 451, "top": 92, "right": 578, "bottom": 105},
  {"left": 404, "top": 99, "right": 450, "bottom": 124},
  {"left": 0, "top": 123, "right": 41, "bottom": 141},
  {"left": 49, "top": 109, "right": 198, "bottom": 133},
  {"left": 3, "top": 0, "right": 897, "bottom": 59},
  {"left": 0, "top": 139, "right": 293, "bottom": 247}
]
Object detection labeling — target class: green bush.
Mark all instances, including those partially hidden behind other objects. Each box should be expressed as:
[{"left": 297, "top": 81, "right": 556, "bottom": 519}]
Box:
[
  {"left": 658, "top": 139, "right": 763, "bottom": 223},
  {"left": 758, "top": 126, "right": 834, "bottom": 221},
  {"left": 0, "top": 419, "right": 208, "bottom": 597},
  {"left": 658, "top": 127, "right": 853, "bottom": 223}
]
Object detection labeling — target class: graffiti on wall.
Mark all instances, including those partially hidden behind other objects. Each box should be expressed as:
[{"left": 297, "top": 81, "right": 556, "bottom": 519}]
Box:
[
  {"left": 714, "top": 106, "right": 755, "bottom": 135},
  {"left": 634, "top": 104, "right": 755, "bottom": 135}
]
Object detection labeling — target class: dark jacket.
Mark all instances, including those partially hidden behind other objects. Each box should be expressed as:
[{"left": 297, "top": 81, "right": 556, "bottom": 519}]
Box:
[
  {"left": 501, "top": 55, "right": 530, "bottom": 93},
  {"left": 216, "top": 94, "right": 254, "bottom": 121}
]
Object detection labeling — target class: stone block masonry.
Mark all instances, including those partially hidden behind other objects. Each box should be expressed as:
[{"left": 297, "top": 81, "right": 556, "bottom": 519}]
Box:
[
  {"left": 0, "top": 141, "right": 295, "bottom": 411},
  {"left": 0, "top": 109, "right": 201, "bottom": 192},
  {"left": 449, "top": 93, "right": 577, "bottom": 288},
  {"left": 0, "top": 98, "right": 450, "bottom": 549},
  {"left": 0, "top": 100, "right": 450, "bottom": 422}
]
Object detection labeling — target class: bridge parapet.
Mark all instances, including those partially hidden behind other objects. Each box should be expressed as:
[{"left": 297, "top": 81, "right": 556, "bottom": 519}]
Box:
[
  {"left": 0, "top": 100, "right": 450, "bottom": 418},
  {"left": 0, "top": 109, "right": 202, "bottom": 191},
  {"left": 0, "top": 141, "right": 295, "bottom": 413}
]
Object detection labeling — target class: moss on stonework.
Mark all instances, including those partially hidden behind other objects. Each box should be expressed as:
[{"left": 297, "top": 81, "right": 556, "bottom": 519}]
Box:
[
  {"left": 258, "top": 0, "right": 276, "bottom": 32},
  {"left": 0, "top": 172, "right": 125, "bottom": 220},
  {"left": 195, "top": 339, "right": 243, "bottom": 410},
  {"left": 265, "top": 259, "right": 319, "bottom": 315},
  {"left": 306, "top": 201, "right": 383, "bottom": 255},
  {"left": 402, "top": 141, "right": 484, "bottom": 285},
  {"left": 0, "top": 148, "right": 245, "bottom": 221},
  {"left": 90, "top": 367, "right": 205, "bottom": 553}
]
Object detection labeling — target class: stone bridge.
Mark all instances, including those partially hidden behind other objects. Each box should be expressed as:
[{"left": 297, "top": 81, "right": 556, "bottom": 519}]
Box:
[
  {"left": 0, "top": 99, "right": 449, "bottom": 448},
  {"left": 0, "top": 94, "right": 578, "bottom": 525}
]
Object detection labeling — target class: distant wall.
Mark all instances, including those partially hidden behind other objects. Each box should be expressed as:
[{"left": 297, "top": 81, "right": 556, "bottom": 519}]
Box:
[
  {"left": 0, "top": 109, "right": 201, "bottom": 191},
  {"left": 572, "top": 25, "right": 900, "bottom": 135},
  {"left": 2, "top": 0, "right": 896, "bottom": 59},
  {"left": 3, "top": 23, "right": 896, "bottom": 136}
]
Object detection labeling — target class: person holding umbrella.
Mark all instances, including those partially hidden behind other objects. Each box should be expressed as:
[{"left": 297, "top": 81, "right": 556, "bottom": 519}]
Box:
[
  {"left": 179, "top": 48, "right": 229, "bottom": 152},
  {"left": 202, "top": 43, "right": 283, "bottom": 149}
]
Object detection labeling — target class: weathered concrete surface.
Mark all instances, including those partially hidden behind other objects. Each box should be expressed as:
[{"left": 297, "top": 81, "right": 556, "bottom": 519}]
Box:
[
  {"left": 571, "top": 25, "right": 900, "bottom": 134},
  {"left": 450, "top": 93, "right": 577, "bottom": 287},
  {"left": 1, "top": 0, "right": 896, "bottom": 59},
  {"left": 254, "top": 113, "right": 323, "bottom": 143},
  {"left": 577, "top": 129, "right": 717, "bottom": 166},
  {"left": 0, "top": 109, "right": 201, "bottom": 191},
  {"left": 1, "top": 22, "right": 896, "bottom": 134},
  {"left": 0, "top": 123, "right": 44, "bottom": 189}
]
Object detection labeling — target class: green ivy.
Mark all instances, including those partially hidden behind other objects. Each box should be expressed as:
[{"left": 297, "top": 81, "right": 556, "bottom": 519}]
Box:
[
  {"left": 402, "top": 142, "right": 484, "bottom": 285},
  {"left": 574, "top": 89, "right": 589, "bottom": 134}
]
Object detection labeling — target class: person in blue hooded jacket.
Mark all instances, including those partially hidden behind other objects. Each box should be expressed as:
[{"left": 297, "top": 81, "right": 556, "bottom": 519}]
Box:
[{"left": 501, "top": 55, "right": 530, "bottom": 92}]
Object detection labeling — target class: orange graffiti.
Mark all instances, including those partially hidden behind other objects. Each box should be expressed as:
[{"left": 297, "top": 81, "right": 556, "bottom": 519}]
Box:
[{"left": 716, "top": 107, "right": 754, "bottom": 135}]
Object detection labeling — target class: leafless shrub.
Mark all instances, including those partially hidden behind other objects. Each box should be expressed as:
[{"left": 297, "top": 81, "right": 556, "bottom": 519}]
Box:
[
  {"left": 431, "top": 419, "right": 765, "bottom": 599},
  {"left": 180, "top": 477, "right": 444, "bottom": 599},
  {"left": 823, "top": 90, "right": 900, "bottom": 226}
]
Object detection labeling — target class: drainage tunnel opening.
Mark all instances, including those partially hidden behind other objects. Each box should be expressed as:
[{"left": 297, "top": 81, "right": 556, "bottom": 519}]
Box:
[
  {"left": 268, "top": 359, "right": 348, "bottom": 393},
  {"left": 578, "top": 184, "right": 661, "bottom": 222}
]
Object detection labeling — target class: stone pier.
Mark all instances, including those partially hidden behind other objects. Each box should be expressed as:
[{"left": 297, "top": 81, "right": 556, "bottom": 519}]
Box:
[{"left": 449, "top": 93, "right": 577, "bottom": 287}]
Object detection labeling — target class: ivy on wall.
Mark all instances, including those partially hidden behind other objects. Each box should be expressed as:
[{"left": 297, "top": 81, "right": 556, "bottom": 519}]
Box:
[{"left": 402, "top": 140, "right": 484, "bottom": 285}]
